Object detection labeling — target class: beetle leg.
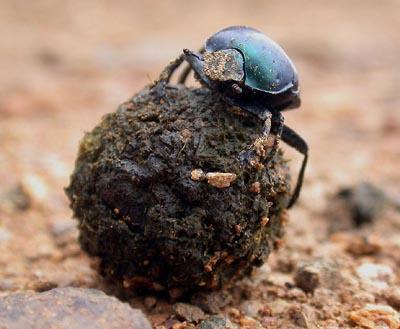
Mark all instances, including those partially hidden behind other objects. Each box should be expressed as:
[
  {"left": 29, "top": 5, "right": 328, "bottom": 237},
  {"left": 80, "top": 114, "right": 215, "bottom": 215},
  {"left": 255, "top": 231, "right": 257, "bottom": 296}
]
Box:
[
  {"left": 178, "top": 46, "right": 205, "bottom": 85},
  {"left": 150, "top": 54, "right": 186, "bottom": 102},
  {"left": 152, "top": 54, "right": 185, "bottom": 87},
  {"left": 281, "top": 125, "right": 309, "bottom": 208},
  {"left": 263, "top": 111, "right": 284, "bottom": 163},
  {"left": 260, "top": 112, "right": 272, "bottom": 136},
  {"left": 237, "top": 111, "right": 272, "bottom": 166}
]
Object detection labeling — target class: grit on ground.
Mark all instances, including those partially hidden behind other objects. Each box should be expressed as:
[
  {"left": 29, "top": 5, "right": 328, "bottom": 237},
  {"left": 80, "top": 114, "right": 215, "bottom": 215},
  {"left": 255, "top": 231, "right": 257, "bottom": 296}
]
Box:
[{"left": 0, "top": 1, "right": 399, "bottom": 328}]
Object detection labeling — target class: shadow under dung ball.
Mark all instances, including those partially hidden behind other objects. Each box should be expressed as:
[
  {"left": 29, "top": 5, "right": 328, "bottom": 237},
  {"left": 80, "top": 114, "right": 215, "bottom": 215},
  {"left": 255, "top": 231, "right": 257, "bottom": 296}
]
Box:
[{"left": 66, "top": 85, "right": 291, "bottom": 297}]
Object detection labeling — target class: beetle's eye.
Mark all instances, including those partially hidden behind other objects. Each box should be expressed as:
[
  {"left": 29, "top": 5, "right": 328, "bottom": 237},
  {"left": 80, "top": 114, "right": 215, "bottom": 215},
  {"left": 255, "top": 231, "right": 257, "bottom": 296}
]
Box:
[{"left": 203, "top": 49, "right": 245, "bottom": 83}]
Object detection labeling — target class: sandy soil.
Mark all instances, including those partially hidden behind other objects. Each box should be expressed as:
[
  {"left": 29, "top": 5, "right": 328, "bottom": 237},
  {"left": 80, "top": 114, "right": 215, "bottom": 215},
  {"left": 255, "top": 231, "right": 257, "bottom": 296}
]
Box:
[{"left": 0, "top": 1, "right": 399, "bottom": 328}]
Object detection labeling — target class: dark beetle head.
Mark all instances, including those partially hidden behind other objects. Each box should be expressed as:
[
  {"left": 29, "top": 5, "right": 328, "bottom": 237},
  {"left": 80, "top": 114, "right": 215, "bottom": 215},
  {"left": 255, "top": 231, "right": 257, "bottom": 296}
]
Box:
[{"left": 184, "top": 26, "right": 300, "bottom": 117}]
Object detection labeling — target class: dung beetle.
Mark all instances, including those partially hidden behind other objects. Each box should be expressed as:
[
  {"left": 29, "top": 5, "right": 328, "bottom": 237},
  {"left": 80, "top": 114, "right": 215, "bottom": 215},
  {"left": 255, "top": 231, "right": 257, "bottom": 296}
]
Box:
[{"left": 156, "top": 26, "right": 308, "bottom": 208}]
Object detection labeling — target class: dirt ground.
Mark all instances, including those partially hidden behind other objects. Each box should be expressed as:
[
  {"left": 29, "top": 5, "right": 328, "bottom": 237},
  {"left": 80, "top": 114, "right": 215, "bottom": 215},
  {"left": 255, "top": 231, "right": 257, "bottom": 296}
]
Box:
[{"left": 0, "top": 1, "right": 400, "bottom": 328}]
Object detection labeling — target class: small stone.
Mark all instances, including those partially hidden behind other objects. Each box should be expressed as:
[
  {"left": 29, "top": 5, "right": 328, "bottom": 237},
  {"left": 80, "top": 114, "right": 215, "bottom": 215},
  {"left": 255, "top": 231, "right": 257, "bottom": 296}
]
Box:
[
  {"left": 190, "top": 169, "right": 205, "bottom": 181},
  {"left": 190, "top": 291, "right": 232, "bottom": 314},
  {"left": 237, "top": 316, "right": 263, "bottom": 329},
  {"left": 288, "top": 305, "right": 310, "bottom": 328},
  {"left": 0, "top": 279, "right": 17, "bottom": 291},
  {"left": 345, "top": 235, "right": 382, "bottom": 256},
  {"left": 294, "top": 264, "right": 320, "bottom": 294},
  {"left": 173, "top": 302, "right": 206, "bottom": 323},
  {"left": 206, "top": 172, "right": 237, "bottom": 188},
  {"left": 351, "top": 292, "right": 376, "bottom": 304},
  {"left": 260, "top": 216, "right": 270, "bottom": 226},
  {"left": 349, "top": 304, "right": 400, "bottom": 329},
  {"left": 261, "top": 316, "right": 278, "bottom": 327},
  {"left": 249, "top": 182, "right": 261, "bottom": 194},
  {"left": 0, "top": 287, "right": 151, "bottom": 329},
  {"left": 385, "top": 288, "right": 400, "bottom": 311},
  {"left": 172, "top": 322, "right": 196, "bottom": 329},
  {"left": 0, "top": 227, "right": 12, "bottom": 243},
  {"left": 180, "top": 129, "right": 192, "bottom": 143},
  {"left": 26, "top": 280, "right": 58, "bottom": 292},
  {"left": 241, "top": 300, "right": 264, "bottom": 318},
  {"left": 294, "top": 260, "right": 342, "bottom": 294},
  {"left": 198, "top": 315, "right": 235, "bottom": 329},
  {"left": 356, "top": 263, "right": 394, "bottom": 291},
  {"left": 20, "top": 174, "right": 49, "bottom": 206},
  {"left": 144, "top": 296, "right": 157, "bottom": 309},
  {"left": 337, "top": 182, "right": 386, "bottom": 226},
  {"left": 50, "top": 219, "right": 76, "bottom": 237},
  {"left": 50, "top": 219, "right": 78, "bottom": 247},
  {"left": 0, "top": 184, "right": 31, "bottom": 211},
  {"left": 268, "top": 300, "right": 291, "bottom": 316}
]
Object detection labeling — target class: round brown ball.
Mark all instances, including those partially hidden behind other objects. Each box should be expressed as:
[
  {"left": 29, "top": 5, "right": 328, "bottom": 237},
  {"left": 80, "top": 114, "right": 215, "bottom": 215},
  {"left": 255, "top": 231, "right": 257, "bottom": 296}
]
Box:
[{"left": 66, "top": 85, "right": 290, "bottom": 297}]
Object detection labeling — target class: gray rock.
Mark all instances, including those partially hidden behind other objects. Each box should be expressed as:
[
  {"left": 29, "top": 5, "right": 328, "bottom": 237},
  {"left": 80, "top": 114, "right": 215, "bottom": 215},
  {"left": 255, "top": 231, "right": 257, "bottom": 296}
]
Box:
[
  {"left": 337, "top": 182, "right": 386, "bottom": 226},
  {"left": 0, "top": 287, "right": 151, "bottom": 329},
  {"left": 198, "top": 315, "right": 236, "bottom": 329},
  {"left": 190, "top": 291, "right": 232, "bottom": 314},
  {"left": 294, "top": 259, "right": 342, "bottom": 294},
  {"left": 0, "top": 227, "right": 12, "bottom": 243},
  {"left": 0, "top": 184, "right": 31, "bottom": 211},
  {"left": 173, "top": 302, "right": 206, "bottom": 323}
]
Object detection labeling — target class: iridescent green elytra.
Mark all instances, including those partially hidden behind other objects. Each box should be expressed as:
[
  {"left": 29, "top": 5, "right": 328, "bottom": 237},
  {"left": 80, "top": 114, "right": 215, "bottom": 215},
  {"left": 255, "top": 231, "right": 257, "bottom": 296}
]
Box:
[{"left": 205, "top": 26, "right": 298, "bottom": 94}]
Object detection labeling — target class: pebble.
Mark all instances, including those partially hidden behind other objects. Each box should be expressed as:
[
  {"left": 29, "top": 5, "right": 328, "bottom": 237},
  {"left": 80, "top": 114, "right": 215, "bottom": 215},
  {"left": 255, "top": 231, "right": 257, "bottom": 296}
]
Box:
[
  {"left": 241, "top": 300, "right": 263, "bottom": 318},
  {"left": 173, "top": 302, "right": 206, "bottom": 323},
  {"left": 0, "top": 287, "right": 151, "bottom": 329},
  {"left": 20, "top": 174, "right": 49, "bottom": 206},
  {"left": 190, "top": 169, "right": 206, "bottom": 181},
  {"left": 294, "top": 263, "right": 321, "bottom": 293},
  {"left": 337, "top": 182, "right": 386, "bottom": 226},
  {"left": 198, "top": 316, "right": 238, "bottom": 329},
  {"left": 349, "top": 304, "right": 400, "bottom": 329},
  {"left": 356, "top": 263, "right": 394, "bottom": 291},
  {"left": 385, "top": 288, "right": 400, "bottom": 311},
  {"left": 345, "top": 235, "right": 382, "bottom": 256},
  {"left": 50, "top": 219, "right": 76, "bottom": 237},
  {"left": 190, "top": 291, "right": 232, "bottom": 314},
  {"left": 268, "top": 300, "right": 291, "bottom": 316},
  {"left": 288, "top": 305, "right": 310, "bottom": 328},
  {"left": 144, "top": 296, "right": 157, "bottom": 309},
  {"left": 0, "top": 184, "right": 31, "bottom": 211},
  {"left": 26, "top": 280, "right": 58, "bottom": 292},
  {"left": 0, "top": 227, "right": 12, "bottom": 243},
  {"left": 294, "top": 259, "right": 343, "bottom": 294},
  {"left": 206, "top": 172, "right": 237, "bottom": 188}
]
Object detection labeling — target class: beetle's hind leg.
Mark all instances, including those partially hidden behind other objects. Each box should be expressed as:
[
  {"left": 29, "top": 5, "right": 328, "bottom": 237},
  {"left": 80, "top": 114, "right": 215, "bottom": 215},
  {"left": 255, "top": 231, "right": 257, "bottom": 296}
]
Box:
[
  {"left": 178, "top": 46, "right": 205, "bottom": 85},
  {"left": 281, "top": 125, "right": 309, "bottom": 208}
]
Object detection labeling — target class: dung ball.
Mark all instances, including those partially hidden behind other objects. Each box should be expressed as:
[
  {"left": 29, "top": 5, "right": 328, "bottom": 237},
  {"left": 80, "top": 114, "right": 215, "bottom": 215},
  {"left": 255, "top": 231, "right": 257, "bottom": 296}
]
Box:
[{"left": 66, "top": 85, "right": 291, "bottom": 297}]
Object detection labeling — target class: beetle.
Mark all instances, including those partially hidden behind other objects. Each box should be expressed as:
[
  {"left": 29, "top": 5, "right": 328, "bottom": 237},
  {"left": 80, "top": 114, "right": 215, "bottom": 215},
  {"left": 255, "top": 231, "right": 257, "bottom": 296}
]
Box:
[{"left": 155, "top": 26, "right": 308, "bottom": 208}]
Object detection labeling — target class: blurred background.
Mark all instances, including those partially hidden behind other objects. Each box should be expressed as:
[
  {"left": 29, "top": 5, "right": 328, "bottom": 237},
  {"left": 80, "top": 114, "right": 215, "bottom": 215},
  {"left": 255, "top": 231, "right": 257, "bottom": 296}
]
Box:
[
  {"left": 0, "top": 0, "right": 399, "bottom": 325},
  {"left": 1, "top": 0, "right": 399, "bottom": 193}
]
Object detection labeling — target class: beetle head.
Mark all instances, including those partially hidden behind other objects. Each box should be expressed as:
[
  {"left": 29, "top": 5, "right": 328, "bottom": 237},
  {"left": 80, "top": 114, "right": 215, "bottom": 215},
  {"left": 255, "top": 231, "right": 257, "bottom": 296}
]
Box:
[{"left": 183, "top": 48, "right": 245, "bottom": 94}]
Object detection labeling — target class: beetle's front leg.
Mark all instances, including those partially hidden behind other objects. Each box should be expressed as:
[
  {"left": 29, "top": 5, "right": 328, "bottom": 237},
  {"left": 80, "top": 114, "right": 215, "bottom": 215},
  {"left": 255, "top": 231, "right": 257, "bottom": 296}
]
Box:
[
  {"left": 178, "top": 46, "right": 205, "bottom": 84},
  {"left": 263, "top": 111, "right": 284, "bottom": 164},
  {"left": 238, "top": 111, "right": 273, "bottom": 166},
  {"left": 150, "top": 54, "right": 186, "bottom": 101}
]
